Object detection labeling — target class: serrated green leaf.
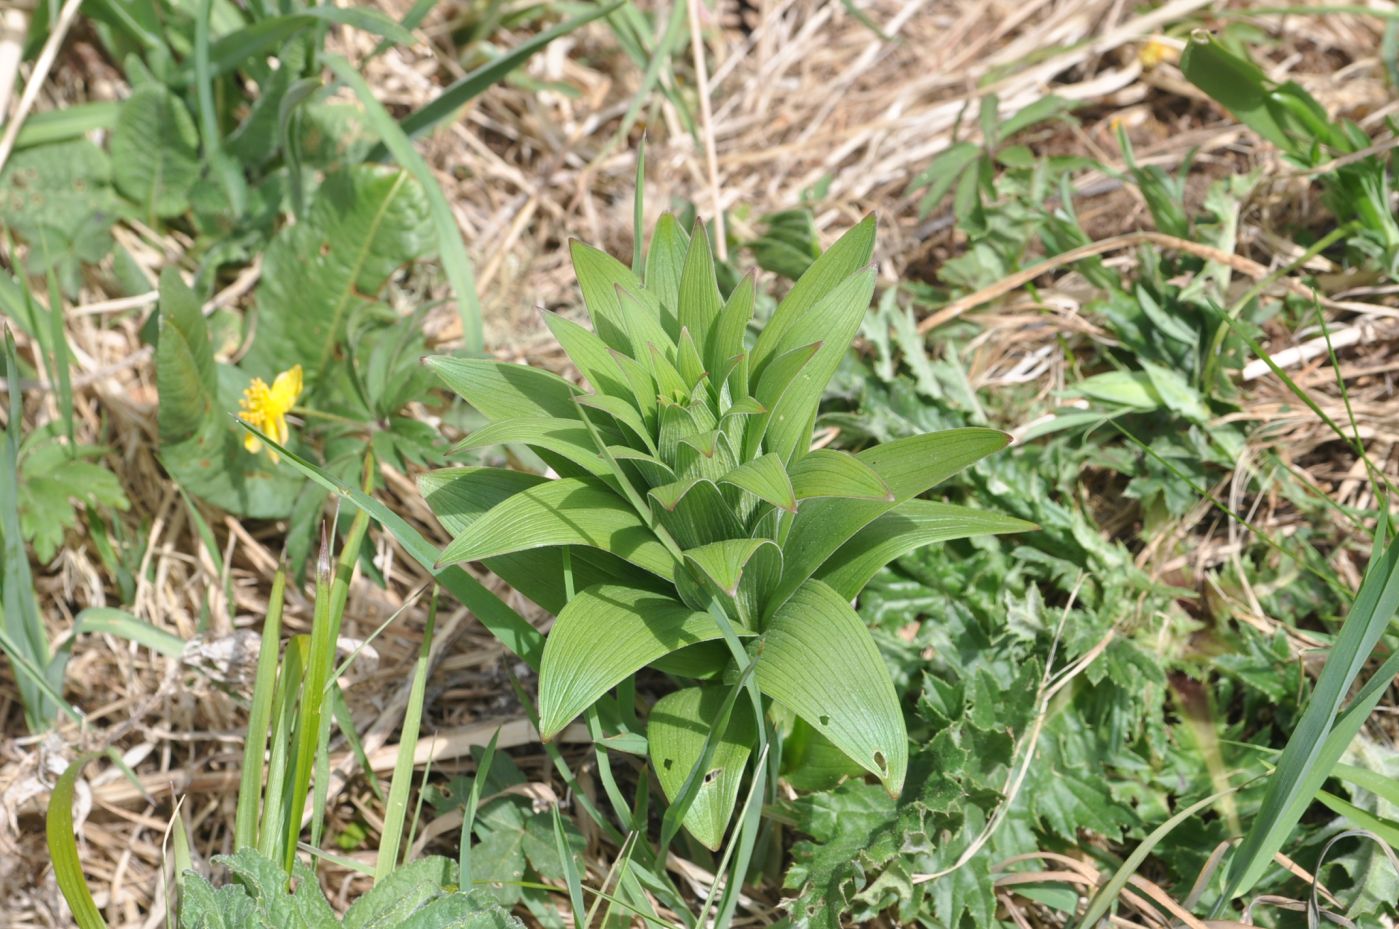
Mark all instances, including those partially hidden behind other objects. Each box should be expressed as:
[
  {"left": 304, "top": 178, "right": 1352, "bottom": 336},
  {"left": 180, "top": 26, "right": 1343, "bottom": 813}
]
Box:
[
  {"left": 538, "top": 584, "right": 728, "bottom": 739},
  {"left": 438, "top": 478, "right": 676, "bottom": 580},
  {"left": 649, "top": 686, "right": 755, "bottom": 851},
  {"left": 816, "top": 499, "right": 1036, "bottom": 599},
  {"left": 719, "top": 453, "right": 796, "bottom": 513},
  {"left": 773, "top": 428, "right": 1010, "bottom": 610},
  {"left": 428, "top": 357, "right": 582, "bottom": 421},
  {"left": 154, "top": 268, "right": 215, "bottom": 445},
  {"left": 155, "top": 272, "right": 300, "bottom": 518},
  {"left": 112, "top": 84, "right": 199, "bottom": 223},
  {"left": 246, "top": 167, "right": 433, "bottom": 382},
  {"left": 342, "top": 856, "right": 455, "bottom": 929},
  {"left": 757, "top": 579, "right": 906, "bottom": 794},
  {"left": 790, "top": 449, "right": 892, "bottom": 502}
]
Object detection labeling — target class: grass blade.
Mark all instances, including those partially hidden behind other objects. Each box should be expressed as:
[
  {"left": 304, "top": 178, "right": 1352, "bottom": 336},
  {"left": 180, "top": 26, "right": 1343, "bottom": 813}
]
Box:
[
  {"left": 1224, "top": 531, "right": 1399, "bottom": 897},
  {"left": 235, "top": 566, "right": 287, "bottom": 850},
  {"left": 46, "top": 753, "right": 109, "bottom": 929},
  {"left": 384, "top": 2, "right": 621, "bottom": 147},
  {"left": 326, "top": 55, "right": 484, "bottom": 354},
  {"left": 375, "top": 587, "right": 438, "bottom": 880},
  {"left": 236, "top": 420, "right": 544, "bottom": 668}
]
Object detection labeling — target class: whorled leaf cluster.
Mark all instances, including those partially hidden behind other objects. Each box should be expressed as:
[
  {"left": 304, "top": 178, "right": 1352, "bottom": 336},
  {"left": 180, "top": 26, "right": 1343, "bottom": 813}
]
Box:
[{"left": 421, "top": 216, "right": 1030, "bottom": 847}]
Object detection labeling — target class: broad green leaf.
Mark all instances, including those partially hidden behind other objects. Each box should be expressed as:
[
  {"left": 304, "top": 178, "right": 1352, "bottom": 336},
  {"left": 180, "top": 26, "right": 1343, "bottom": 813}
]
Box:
[
  {"left": 542, "top": 311, "right": 629, "bottom": 397},
  {"left": 245, "top": 167, "right": 433, "bottom": 382},
  {"left": 758, "top": 269, "right": 877, "bottom": 464},
  {"left": 649, "top": 686, "right": 755, "bottom": 851},
  {"left": 752, "top": 341, "right": 821, "bottom": 411},
  {"left": 428, "top": 357, "right": 582, "bottom": 421},
  {"left": 647, "top": 342, "right": 690, "bottom": 400},
  {"left": 645, "top": 213, "right": 689, "bottom": 333},
  {"left": 773, "top": 428, "right": 1009, "bottom": 611},
  {"left": 538, "top": 585, "right": 728, "bottom": 739},
  {"left": 676, "top": 328, "right": 706, "bottom": 390},
  {"left": 790, "top": 449, "right": 893, "bottom": 501},
  {"left": 650, "top": 476, "right": 741, "bottom": 550},
  {"left": 751, "top": 213, "right": 875, "bottom": 372},
  {"left": 709, "top": 272, "right": 755, "bottom": 376},
  {"left": 420, "top": 468, "right": 637, "bottom": 616},
  {"left": 756, "top": 578, "right": 906, "bottom": 794},
  {"left": 719, "top": 453, "right": 796, "bottom": 513},
  {"left": 1179, "top": 33, "right": 1302, "bottom": 156},
  {"left": 608, "top": 350, "right": 659, "bottom": 431},
  {"left": 816, "top": 500, "right": 1036, "bottom": 599},
  {"left": 577, "top": 393, "right": 656, "bottom": 453},
  {"left": 683, "top": 538, "right": 780, "bottom": 597},
  {"left": 678, "top": 223, "right": 723, "bottom": 356},
  {"left": 571, "top": 239, "right": 654, "bottom": 353},
  {"left": 451, "top": 418, "right": 609, "bottom": 477},
  {"left": 112, "top": 84, "right": 199, "bottom": 223},
  {"left": 438, "top": 477, "right": 676, "bottom": 581}
]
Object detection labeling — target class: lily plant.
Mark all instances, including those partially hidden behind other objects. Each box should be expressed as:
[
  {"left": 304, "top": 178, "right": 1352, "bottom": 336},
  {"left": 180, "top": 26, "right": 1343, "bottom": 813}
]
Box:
[{"left": 420, "top": 215, "right": 1031, "bottom": 849}]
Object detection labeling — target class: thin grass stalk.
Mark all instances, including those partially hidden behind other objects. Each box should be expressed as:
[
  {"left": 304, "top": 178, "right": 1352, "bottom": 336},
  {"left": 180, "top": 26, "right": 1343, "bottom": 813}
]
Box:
[
  {"left": 375, "top": 587, "right": 438, "bottom": 880},
  {"left": 234, "top": 565, "right": 287, "bottom": 850}
]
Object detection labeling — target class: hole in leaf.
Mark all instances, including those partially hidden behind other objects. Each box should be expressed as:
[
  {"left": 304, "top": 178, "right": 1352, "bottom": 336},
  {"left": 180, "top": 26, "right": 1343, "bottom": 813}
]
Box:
[
  {"left": 703, "top": 769, "right": 721, "bottom": 785},
  {"left": 818, "top": 714, "right": 830, "bottom": 726},
  {"left": 873, "top": 751, "right": 887, "bottom": 774},
  {"left": 663, "top": 758, "right": 674, "bottom": 770}
]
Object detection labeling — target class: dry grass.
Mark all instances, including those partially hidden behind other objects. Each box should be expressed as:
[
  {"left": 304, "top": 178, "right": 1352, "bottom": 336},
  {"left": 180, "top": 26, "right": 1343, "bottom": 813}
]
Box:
[{"left": 2, "top": 0, "right": 1398, "bottom": 926}]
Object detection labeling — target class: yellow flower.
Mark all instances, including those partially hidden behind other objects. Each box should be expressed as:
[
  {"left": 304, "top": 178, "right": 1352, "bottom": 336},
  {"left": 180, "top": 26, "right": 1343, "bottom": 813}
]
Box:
[
  {"left": 1139, "top": 37, "right": 1178, "bottom": 69},
  {"left": 239, "top": 364, "right": 303, "bottom": 463}
]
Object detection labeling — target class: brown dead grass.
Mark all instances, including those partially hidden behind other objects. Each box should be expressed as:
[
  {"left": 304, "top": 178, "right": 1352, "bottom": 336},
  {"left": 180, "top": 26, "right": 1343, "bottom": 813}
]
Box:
[{"left": 1, "top": 0, "right": 1398, "bottom": 926}]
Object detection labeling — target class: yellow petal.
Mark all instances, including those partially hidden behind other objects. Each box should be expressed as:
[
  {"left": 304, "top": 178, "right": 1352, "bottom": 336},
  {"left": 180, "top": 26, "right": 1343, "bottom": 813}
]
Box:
[
  {"left": 272, "top": 414, "right": 289, "bottom": 447},
  {"left": 270, "top": 364, "right": 303, "bottom": 412},
  {"left": 244, "top": 431, "right": 263, "bottom": 454}
]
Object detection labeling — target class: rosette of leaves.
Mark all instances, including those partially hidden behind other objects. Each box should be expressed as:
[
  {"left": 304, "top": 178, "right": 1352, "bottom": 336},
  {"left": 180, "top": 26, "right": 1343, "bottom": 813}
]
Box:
[{"left": 421, "top": 215, "right": 1031, "bottom": 849}]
